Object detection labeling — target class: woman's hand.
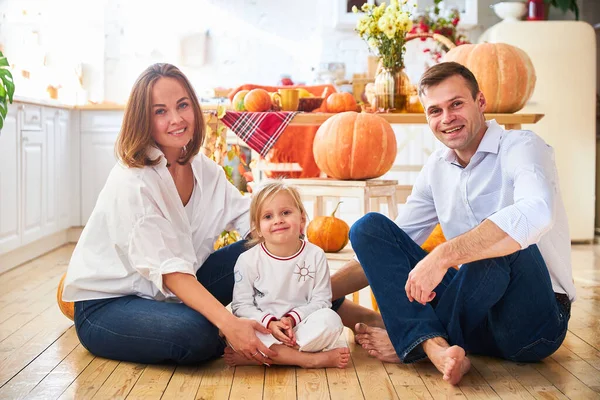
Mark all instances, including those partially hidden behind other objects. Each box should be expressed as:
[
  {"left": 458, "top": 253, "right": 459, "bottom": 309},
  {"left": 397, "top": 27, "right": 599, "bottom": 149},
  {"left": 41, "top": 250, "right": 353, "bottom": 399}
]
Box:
[{"left": 221, "top": 317, "right": 277, "bottom": 364}]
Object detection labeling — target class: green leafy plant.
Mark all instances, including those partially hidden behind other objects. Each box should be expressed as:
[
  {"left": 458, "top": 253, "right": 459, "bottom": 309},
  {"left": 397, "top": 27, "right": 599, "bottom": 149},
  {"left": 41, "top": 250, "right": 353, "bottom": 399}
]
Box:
[
  {"left": 545, "top": 0, "right": 579, "bottom": 20},
  {"left": 0, "top": 51, "right": 15, "bottom": 131}
]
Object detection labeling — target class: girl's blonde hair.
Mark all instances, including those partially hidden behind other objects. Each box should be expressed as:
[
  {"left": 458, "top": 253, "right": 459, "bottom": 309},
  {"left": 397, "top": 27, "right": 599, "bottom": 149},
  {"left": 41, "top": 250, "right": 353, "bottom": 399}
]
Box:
[
  {"left": 248, "top": 180, "right": 308, "bottom": 248},
  {"left": 115, "top": 63, "right": 205, "bottom": 168}
]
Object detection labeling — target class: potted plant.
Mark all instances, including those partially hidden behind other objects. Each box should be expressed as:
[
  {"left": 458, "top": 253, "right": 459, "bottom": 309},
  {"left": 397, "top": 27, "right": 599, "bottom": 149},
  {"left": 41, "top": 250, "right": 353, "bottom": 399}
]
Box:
[
  {"left": 0, "top": 51, "right": 15, "bottom": 131},
  {"left": 545, "top": 0, "right": 579, "bottom": 20}
]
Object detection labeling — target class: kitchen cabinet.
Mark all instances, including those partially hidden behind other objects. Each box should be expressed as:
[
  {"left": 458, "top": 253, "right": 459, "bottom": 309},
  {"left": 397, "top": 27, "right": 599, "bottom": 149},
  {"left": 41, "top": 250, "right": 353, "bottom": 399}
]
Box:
[{"left": 0, "top": 102, "right": 73, "bottom": 263}]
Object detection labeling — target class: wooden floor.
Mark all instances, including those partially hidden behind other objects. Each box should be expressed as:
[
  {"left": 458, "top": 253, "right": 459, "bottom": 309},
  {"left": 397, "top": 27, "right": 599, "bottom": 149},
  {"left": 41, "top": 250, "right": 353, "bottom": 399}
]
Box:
[{"left": 0, "top": 244, "right": 599, "bottom": 400}]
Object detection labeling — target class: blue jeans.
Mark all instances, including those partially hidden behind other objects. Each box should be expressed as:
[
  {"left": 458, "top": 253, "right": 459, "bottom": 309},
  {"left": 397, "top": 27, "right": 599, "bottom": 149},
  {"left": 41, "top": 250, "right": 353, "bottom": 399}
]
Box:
[
  {"left": 344, "top": 213, "right": 570, "bottom": 363},
  {"left": 74, "top": 240, "right": 248, "bottom": 365}
]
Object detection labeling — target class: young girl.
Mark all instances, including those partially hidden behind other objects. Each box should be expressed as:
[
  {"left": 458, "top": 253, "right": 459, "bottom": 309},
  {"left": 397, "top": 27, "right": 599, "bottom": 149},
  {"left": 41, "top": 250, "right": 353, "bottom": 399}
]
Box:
[{"left": 229, "top": 181, "right": 350, "bottom": 369}]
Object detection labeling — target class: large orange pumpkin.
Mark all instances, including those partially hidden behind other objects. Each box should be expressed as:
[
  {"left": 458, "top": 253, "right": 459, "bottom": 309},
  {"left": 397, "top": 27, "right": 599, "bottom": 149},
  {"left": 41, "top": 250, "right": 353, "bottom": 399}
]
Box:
[
  {"left": 307, "top": 202, "right": 349, "bottom": 253},
  {"left": 244, "top": 89, "right": 272, "bottom": 112},
  {"left": 326, "top": 92, "right": 357, "bottom": 113},
  {"left": 442, "top": 43, "right": 536, "bottom": 113},
  {"left": 313, "top": 112, "right": 397, "bottom": 180}
]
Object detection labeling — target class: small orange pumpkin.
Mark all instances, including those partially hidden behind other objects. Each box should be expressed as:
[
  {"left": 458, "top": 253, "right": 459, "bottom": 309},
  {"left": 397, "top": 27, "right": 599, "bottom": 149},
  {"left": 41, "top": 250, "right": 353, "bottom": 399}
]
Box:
[
  {"left": 56, "top": 273, "right": 74, "bottom": 321},
  {"left": 326, "top": 92, "right": 357, "bottom": 113},
  {"left": 244, "top": 89, "right": 272, "bottom": 112},
  {"left": 232, "top": 90, "right": 249, "bottom": 111},
  {"left": 307, "top": 202, "right": 350, "bottom": 253}
]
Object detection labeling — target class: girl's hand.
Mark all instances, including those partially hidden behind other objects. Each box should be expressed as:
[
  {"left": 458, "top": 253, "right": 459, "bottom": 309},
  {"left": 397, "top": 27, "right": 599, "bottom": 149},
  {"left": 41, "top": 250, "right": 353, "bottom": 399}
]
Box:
[
  {"left": 279, "top": 316, "right": 297, "bottom": 346},
  {"left": 268, "top": 320, "right": 295, "bottom": 346},
  {"left": 222, "top": 317, "right": 277, "bottom": 363}
]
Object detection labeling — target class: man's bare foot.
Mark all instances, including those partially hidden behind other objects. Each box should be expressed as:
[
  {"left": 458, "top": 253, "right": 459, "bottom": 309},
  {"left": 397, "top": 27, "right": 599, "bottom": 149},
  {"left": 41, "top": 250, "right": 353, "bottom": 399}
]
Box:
[
  {"left": 423, "top": 338, "right": 471, "bottom": 385},
  {"left": 302, "top": 348, "right": 351, "bottom": 369},
  {"left": 223, "top": 346, "right": 262, "bottom": 367},
  {"left": 354, "top": 323, "right": 401, "bottom": 363}
]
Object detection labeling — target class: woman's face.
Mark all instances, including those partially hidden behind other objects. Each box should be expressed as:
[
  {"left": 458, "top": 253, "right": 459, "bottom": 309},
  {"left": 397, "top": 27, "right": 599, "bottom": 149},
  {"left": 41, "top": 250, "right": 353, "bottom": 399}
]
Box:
[{"left": 150, "top": 77, "right": 195, "bottom": 154}]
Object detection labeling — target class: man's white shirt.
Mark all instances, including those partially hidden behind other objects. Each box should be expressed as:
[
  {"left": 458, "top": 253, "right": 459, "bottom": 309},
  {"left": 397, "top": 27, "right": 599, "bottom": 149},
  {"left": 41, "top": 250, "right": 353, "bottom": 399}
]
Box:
[{"left": 395, "top": 120, "right": 575, "bottom": 300}]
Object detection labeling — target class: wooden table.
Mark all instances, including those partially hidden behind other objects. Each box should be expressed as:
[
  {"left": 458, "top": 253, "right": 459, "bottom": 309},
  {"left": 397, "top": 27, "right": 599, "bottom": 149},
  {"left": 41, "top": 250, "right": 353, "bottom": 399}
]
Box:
[{"left": 287, "top": 112, "right": 544, "bottom": 130}]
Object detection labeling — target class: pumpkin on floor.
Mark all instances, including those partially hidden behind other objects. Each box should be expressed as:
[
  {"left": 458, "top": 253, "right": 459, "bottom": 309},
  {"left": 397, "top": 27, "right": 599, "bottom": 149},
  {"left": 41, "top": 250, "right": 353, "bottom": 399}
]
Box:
[
  {"left": 313, "top": 111, "right": 397, "bottom": 180},
  {"left": 307, "top": 202, "right": 349, "bottom": 253},
  {"left": 57, "top": 273, "right": 74, "bottom": 321},
  {"left": 443, "top": 43, "right": 536, "bottom": 113}
]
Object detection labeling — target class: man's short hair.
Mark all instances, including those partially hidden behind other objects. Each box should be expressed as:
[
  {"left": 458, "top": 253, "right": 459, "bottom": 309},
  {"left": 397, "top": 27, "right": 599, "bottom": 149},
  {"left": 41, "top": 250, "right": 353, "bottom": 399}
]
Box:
[{"left": 418, "top": 62, "right": 480, "bottom": 100}]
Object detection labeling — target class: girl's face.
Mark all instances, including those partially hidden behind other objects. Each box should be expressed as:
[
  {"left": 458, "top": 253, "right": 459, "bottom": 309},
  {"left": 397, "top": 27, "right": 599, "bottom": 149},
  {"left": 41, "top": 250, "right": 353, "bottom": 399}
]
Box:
[
  {"left": 150, "top": 77, "right": 195, "bottom": 154},
  {"left": 258, "top": 191, "right": 305, "bottom": 248}
]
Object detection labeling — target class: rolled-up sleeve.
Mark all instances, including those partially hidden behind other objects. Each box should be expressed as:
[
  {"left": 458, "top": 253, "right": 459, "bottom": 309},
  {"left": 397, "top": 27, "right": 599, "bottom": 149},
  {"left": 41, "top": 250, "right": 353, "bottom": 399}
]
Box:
[
  {"left": 128, "top": 214, "right": 197, "bottom": 297},
  {"left": 487, "top": 136, "right": 557, "bottom": 248}
]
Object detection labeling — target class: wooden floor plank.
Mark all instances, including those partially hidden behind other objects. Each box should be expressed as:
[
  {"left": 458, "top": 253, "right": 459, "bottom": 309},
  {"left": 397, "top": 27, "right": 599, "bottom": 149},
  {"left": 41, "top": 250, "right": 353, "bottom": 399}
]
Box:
[
  {"left": 263, "top": 366, "right": 296, "bottom": 400},
  {"left": 23, "top": 344, "right": 95, "bottom": 399},
  {"left": 349, "top": 338, "right": 398, "bottom": 399},
  {"left": 228, "top": 366, "right": 264, "bottom": 400},
  {"left": 90, "top": 362, "right": 146, "bottom": 400},
  {"left": 296, "top": 368, "right": 331, "bottom": 400},
  {"left": 413, "top": 361, "right": 465, "bottom": 399},
  {"left": 58, "top": 357, "right": 120, "bottom": 400},
  {"left": 550, "top": 346, "right": 600, "bottom": 393},
  {"left": 0, "top": 327, "right": 79, "bottom": 400},
  {"left": 469, "top": 356, "right": 535, "bottom": 399},
  {"left": 125, "top": 364, "right": 176, "bottom": 400},
  {"left": 194, "top": 358, "right": 233, "bottom": 400},
  {"left": 326, "top": 330, "right": 363, "bottom": 400},
  {"left": 532, "top": 357, "right": 600, "bottom": 399},
  {"left": 562, "top": 332, "right": 600, "bottom": 371},
  {"left": 161, "top": 365, "right": 204, "bottom": 400}
]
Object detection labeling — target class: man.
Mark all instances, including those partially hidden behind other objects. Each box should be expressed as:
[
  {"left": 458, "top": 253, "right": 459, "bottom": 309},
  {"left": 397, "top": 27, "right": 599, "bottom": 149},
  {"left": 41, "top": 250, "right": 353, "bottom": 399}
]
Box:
[{"left": 330, "top": 62, "right": 575, "bottom": 385}]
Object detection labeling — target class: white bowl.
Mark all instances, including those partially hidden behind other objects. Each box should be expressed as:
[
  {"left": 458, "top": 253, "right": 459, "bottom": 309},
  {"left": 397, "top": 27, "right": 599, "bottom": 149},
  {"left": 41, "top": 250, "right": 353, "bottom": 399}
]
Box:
[{"left": 491, "top": 2, "right": 527, "bottom": 21}]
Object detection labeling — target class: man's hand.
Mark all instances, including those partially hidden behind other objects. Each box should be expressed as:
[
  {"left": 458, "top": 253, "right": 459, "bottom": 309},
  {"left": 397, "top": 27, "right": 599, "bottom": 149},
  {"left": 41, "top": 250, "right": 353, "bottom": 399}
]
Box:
[
  {"left": 405, "top": 251, "right": 449, "bottom": 305},
  {"left": 268, "top": 318, "right": 296, "bottom": 347}
]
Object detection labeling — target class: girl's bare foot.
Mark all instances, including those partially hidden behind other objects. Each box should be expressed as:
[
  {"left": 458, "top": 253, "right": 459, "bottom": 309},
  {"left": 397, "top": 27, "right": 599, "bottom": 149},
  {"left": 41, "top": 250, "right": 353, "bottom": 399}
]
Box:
[
  {"left": 301, "top": 348, "right": 351, "bottom": 369},
  {"left": 423, "top": 338, "right": 471, "bottom": 385},
  {"left": 223, "top": 346, "right": 262, "bottom": 367},
  {"left": 354, "top": 323, "right": 401, "bottom": 363}
]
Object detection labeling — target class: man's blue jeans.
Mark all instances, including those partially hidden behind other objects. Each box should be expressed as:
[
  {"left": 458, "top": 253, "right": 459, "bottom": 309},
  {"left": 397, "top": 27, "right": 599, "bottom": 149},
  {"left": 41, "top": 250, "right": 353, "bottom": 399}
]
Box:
[
  {"left": 345, "top": 213, "right": 570, "bottom": 363},
  {"left": 73, "top": 240, "right": 247, "bottom": 365}
]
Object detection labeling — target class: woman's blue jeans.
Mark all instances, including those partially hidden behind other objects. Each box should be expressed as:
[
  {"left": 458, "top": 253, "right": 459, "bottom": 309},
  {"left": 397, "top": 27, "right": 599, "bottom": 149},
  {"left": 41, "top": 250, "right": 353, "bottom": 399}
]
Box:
[
  {"left": 73, "top": 240, "right": 247, "bottom": 365},
  {"left": 345, "top": 213, "right": 570, "bottom": 363}
]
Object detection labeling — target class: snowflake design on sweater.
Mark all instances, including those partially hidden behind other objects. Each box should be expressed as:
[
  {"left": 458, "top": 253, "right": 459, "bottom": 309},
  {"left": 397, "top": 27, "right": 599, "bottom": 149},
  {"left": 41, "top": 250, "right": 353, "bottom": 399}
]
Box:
[{"left": 293, "top": 261, "right": 315, "bottom": 282}]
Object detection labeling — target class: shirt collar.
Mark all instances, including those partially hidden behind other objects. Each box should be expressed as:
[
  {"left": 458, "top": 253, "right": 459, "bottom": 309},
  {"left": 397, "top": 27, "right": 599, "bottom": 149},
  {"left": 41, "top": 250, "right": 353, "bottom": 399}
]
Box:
[
  {"left": 440, "top": 119, "right": 504, "bottom": 163},
  {"left": 147, "top": 145, "right": 198, "bottom": 168}
]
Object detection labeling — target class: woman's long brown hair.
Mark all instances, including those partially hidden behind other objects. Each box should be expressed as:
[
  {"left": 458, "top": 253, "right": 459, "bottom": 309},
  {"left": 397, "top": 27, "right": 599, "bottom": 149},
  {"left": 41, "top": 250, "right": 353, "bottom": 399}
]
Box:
[{"left": 115, "top": 63, "right": 205, "bottom": 168}]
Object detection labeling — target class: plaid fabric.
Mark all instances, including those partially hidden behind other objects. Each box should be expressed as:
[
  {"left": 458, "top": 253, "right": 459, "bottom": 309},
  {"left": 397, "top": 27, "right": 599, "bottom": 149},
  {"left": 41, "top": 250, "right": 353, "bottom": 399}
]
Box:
[{"left": 221, "top": 111, "right": 299, "bottom": 157}]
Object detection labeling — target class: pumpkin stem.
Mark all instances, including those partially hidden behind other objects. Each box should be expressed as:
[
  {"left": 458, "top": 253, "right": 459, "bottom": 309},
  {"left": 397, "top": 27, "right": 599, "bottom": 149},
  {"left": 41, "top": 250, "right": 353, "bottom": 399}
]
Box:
[{"left": 331, "top": 201, "right": 343, "bottom": 217}]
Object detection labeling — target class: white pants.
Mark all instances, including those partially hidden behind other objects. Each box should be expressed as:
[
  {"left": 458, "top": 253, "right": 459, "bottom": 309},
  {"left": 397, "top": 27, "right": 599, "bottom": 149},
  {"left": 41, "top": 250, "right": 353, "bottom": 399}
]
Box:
[{"left": 257, "top": 308, "right": 344, "bottom": 352}]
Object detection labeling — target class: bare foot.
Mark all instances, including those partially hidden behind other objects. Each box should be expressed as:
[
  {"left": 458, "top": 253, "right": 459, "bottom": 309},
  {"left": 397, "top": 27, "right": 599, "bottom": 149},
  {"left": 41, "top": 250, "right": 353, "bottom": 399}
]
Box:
[
  {"left": 424, "top": 339, "right": 471, "bottom": 385},
  {"left": 354, "top": 323, "right": 401, "bottom": 363},
  {"left": 223, "top": 346, "right": 262, "bottom": 367},
  {"left": 302, "top": 348, "right": 351, "bottom": 369}
]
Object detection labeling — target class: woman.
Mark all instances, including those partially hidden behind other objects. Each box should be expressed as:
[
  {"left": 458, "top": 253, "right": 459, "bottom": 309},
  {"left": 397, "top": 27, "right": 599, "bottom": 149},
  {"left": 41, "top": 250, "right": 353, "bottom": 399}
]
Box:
[{"left": 62, "top": 63, "right": 276, "bottom": 365}]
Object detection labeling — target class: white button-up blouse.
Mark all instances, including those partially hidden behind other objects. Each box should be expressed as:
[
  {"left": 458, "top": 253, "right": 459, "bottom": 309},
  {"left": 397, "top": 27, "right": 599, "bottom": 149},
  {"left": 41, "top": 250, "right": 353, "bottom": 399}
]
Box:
[{"left": 62, "top": 147, "right": 251, "bottom": 302}]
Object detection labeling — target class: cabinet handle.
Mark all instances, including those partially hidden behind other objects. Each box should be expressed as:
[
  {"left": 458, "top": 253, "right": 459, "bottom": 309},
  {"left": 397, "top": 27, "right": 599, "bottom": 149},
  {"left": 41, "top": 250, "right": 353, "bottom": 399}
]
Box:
[
  {"left": 22, "top": 137, "right": 29, "bottom": 143},
  {"left": 31, "top": 114, "right": 39, "bottom": 120}
]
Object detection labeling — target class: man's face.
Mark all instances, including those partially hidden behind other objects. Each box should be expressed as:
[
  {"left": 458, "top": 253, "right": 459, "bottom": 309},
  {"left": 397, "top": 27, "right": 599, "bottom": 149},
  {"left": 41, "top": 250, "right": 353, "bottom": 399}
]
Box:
[{"left": 421, "top": 75, "right": 487, "bottom": 165}]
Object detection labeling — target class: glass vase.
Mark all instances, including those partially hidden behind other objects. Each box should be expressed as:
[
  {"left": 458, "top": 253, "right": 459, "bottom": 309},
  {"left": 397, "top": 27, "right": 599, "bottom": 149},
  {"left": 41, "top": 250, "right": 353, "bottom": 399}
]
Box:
[{"left": 374, "top": 67, "right": 411, "bottom": 113}]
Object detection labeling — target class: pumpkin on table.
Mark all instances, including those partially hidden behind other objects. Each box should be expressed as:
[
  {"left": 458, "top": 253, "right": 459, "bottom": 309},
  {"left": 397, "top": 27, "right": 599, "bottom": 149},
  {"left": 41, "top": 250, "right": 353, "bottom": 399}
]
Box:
[
  {"left": 326, "top": 92, "right": 358, "bottom": 113},
  {"left": 243, "top": 88, "right": 272, "bottom": 112},
  {"left": 443, "top": 43, "right": 536, "bottom": 113},
  {"left": 313, "top": 111, "right": 397, "bottom": 180},
  {"left": 307, "top": 202, "right": 349, "bottom": 253},
  {"left": 231, "top": 90, "right": 249, "bottom": 111}
]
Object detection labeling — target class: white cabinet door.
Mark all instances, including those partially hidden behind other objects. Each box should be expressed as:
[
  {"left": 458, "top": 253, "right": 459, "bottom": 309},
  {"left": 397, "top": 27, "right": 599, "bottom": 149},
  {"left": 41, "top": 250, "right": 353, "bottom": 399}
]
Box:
[
  {"left": 44, "top": 110, "right": 58, "bottom": 235},
  {"left": 21, "top": 129, "right": 46, "bottom": 245},
  {"left": 0, "top": 105, "right": 21, "bottom": 253},
  {"left": 56, "top": 110, "right": 70, "bottom": 230},
  {"left": 80, "top": 111, "right": 123, "bottom": 225}
]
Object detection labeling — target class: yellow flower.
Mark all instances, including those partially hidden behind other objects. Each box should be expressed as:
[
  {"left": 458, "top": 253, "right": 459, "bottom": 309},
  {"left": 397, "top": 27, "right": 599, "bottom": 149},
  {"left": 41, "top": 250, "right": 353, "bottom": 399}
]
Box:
[{"left": 352, "top": 5, "right": 358, "bottom": 13}]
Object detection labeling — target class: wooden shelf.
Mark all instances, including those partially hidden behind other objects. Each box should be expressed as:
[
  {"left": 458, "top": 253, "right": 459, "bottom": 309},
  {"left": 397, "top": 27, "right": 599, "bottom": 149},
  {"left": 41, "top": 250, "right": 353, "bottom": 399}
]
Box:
[{"left": 288, "top": 112, "right": 544, "bottom": 126}]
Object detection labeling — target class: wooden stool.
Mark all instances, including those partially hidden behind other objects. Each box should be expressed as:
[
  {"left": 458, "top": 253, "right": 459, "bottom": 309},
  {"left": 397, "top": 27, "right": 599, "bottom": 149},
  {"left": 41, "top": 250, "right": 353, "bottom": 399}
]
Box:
[{"left": 283, "top": 178, "right": 399, "bottom": 220}]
